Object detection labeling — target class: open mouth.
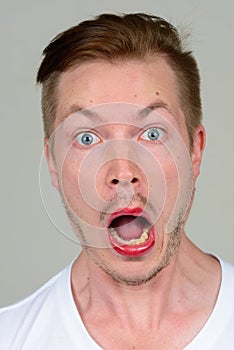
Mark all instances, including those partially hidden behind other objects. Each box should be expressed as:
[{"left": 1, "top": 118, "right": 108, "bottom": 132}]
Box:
[{"left": 107, "top": 208, "right": 155, "bottom": 257}]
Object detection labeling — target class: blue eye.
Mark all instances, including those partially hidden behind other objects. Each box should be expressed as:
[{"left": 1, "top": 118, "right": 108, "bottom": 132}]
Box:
[
  {"left": 75, "top": 132, "right": 100, "bottom": 146},
  {"left": 141, "top": 127, "right": 164, "bottom": 142}
]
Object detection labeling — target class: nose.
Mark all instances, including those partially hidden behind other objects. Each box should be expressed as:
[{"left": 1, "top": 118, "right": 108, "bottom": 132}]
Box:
[{"left": 106, "top": 158, "right": 141, "bottom": 189}]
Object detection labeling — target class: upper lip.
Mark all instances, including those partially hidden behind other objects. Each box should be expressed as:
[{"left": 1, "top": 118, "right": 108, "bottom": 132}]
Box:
[{"left": 107, "top": 207, "right": 151, "bottom": 228}]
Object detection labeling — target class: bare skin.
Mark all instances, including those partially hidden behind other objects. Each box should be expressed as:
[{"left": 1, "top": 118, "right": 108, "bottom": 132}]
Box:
[
  {"left": 71, "top": 237, "right": 221, "bottom": 350},
  {"left": 46, "top": 58, "right": 222, "bottom": 349}
]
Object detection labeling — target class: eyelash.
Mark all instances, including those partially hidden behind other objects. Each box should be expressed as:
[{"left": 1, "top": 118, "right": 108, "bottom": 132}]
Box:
[
  {"left": 74, "top": 126, "right": 165, "bottom": 148},
  {"left": 74, "top": 131, "right": 101, "bottom": 147},
  {"left": 139, "top": 127, "right": 165, "bottom": 142}
]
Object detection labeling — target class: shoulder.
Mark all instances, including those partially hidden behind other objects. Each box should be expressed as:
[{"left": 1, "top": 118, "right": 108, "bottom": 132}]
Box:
[
  {"left": 214, "top": 258, "right": 234, "bottom": 306},
  {"left": 220, "top": 259, "right": 234, "bottom": 286},
  {"left": 214, "top": 258, "right": 234, "bottom": 322},
  {"left": 0, "top": 266, "right": 66, "bottom": 312},
  {"left": 0, "top": 264, "right": 71, "bottom": 348},
  {"left": 212, "top": 259, "right": 234, "bottom": 347}
]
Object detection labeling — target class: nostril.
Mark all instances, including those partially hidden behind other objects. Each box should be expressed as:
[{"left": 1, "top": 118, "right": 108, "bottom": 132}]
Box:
[
  {"left": 111, "top": 177, "right": 138, "bottom": 186},
  {"left": 111, "top": 179, "right": 119, "bottom": 185},
  {"left": 131, "top": 177, "right": 138, "bottom": 184}
]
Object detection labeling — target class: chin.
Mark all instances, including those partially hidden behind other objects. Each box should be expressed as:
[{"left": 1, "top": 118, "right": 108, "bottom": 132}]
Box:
[{"left": 84, "top": 225, "right": 182, "bottom": 286}]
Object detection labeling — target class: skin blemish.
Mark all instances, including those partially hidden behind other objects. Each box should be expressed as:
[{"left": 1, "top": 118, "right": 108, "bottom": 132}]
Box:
[
  {"left": 155, "top": 91, "right": 159, "bottom": 96},
  {"left": 133, "top": 94, "right": 137, "bottom": 98}
]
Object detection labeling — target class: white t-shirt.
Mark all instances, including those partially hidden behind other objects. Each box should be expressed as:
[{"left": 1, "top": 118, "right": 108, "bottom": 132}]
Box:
[{"left": 0, "top": 258, "right": 234, "bottom": 349}]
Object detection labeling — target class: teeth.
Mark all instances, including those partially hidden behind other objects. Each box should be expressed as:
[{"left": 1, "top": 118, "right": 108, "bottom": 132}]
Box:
[{"left": 109, "top": 226, "right": 150, "bottom": 246}]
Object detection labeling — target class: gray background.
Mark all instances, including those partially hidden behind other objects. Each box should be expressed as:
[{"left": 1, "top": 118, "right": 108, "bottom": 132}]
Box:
[{"left": 0, "top": 0, "right": 233, "bottom": 306}]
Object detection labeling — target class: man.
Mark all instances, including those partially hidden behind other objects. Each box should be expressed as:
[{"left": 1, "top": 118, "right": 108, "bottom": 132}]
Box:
[{"left": 0, "top": 13, "right": 233, "bottom": 349}]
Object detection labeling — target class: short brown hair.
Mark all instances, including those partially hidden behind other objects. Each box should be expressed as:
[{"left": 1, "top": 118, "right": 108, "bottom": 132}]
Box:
[{"left": 37, "top": 13, "right": 202, "bottom": 146}]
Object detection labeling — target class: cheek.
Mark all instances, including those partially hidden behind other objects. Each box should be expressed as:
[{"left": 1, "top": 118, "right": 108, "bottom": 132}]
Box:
[
  {"left": 156, "top": 146, "right": 193, "bottom": 208},
  {"left": 162, "top": 161, "right": 180, "bottom": 200},
  {"left": 60, "top": 161, "right": 105, "bottom": 236},
  {"left": 60, "top": 157, "right": 82, "bottom": 201}
]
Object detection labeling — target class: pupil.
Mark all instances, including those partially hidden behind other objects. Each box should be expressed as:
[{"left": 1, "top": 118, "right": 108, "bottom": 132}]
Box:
[
  {"left": 82, "top": 133, "right": 93, "bottom": 145},
  {"left": 148, "top": 128, "right": 159, "bottom": 140}
]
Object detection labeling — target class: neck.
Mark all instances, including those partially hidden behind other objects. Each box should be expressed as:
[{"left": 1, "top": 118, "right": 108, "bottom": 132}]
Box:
[{"left": 71, "top": 235, "right": 221, "bottom": 330}]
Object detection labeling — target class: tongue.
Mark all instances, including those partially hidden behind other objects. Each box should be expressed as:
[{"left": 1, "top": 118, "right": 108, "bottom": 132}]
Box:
[{"left": 111, "top": 216, "right": 146, "bottom": 240}]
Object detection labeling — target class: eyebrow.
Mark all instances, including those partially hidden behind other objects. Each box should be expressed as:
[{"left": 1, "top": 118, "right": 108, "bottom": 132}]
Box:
[
  {"left": 137, "top": 101, "right": 173, "bottom": 119},
  {"left": 61, "top": 100, "right": 172, "bottom": 122},
  {"left": 61, "top": 104, "right": 100, "bottom": 122}
]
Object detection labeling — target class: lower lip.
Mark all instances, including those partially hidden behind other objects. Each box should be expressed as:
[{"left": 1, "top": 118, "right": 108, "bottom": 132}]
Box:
[{"left": 108, "top": 228, "right": 155, "bottom": 258}]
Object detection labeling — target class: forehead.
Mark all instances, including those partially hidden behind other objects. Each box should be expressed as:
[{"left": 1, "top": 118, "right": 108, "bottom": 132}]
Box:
[{"left": 55, "top": 57, "right": 183, "bottom": 126}]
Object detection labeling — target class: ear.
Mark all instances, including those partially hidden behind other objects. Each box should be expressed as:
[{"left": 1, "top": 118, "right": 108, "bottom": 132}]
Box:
[
  {"left": 44, "top": 138, "right": 59, "bottom": 190},
  {"left": 191, "top": 125, "right": 206, "bottom": 181}
]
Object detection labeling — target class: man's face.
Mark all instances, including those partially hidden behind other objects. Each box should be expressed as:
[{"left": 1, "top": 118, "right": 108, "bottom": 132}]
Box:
[{"left": 46, "top": 58, "right": 204, "bottom": 285}]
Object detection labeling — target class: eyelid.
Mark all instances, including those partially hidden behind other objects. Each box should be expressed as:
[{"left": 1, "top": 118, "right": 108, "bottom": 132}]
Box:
[
  {"left": 72, "top": 127, "right": 98, "bottom": 137},
  {"left": 73, "top": 129, "right": 102, "bottom": 147},
  {"left": 138, "top": 125, "right": 166, "bottom": 142}
]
